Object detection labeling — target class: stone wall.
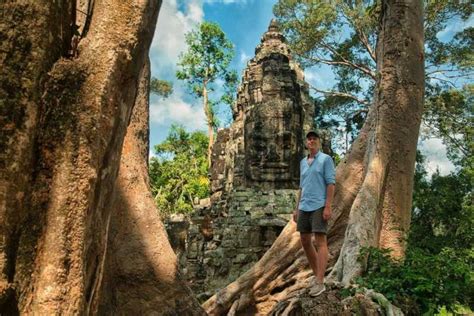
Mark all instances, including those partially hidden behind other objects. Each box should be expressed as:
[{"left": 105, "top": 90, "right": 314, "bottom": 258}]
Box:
[
  {"left": 175, "top": 188, "right": 297, "bottom": 298},
  {"left": 166, "top": 20, "right": 315, "bottom": 299}
]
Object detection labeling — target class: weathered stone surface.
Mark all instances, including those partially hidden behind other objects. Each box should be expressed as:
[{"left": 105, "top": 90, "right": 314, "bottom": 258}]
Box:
[
  {"left": 166, "top": 20, "right": 315, "bottom": 298},
  {"left": 237, "top": 20, "right": 314, "bottom": 190}
]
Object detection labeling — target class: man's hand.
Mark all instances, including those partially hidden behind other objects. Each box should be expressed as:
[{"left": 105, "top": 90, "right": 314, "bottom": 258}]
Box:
[
  {"left": 293, "top": 209, "right": 298, "bottom": 223},
  {"left": 323, "top": 206, "right": 331, "bottom": 221}
]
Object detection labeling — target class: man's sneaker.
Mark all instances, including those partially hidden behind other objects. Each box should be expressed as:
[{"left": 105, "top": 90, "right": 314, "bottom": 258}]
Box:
[{"left": 309, "top": 282, "right": 326, "bottom": 297}]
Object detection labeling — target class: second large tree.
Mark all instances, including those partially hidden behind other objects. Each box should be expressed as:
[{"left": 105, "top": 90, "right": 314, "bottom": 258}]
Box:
[{"left": 204, "top": 0, "right": 425, "bottom": 314}]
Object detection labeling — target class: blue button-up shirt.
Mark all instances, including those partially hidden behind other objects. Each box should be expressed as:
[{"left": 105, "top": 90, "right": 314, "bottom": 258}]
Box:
[{"left": 299, "top": 151, "right": 336, "bottom": 212}]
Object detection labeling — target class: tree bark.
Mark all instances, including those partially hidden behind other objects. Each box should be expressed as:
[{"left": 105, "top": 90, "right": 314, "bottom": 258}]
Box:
[
  {"left": 1, "top": 2, "right": 75, "bottom": 312},
  {"left": 203, "top": 0, "right": 424, "bottom": 314},
  {"left": 203, "top": 83, "right": 214, "bottom": 166},
  {"left": 1, "top": 0, "right": 203, "bottom": 314},
  {"left": 95, "top": 58, "right": 205, "bottom": 315},
  {"left": 332, "top": 0, "right": 424, "bottom": 284}
]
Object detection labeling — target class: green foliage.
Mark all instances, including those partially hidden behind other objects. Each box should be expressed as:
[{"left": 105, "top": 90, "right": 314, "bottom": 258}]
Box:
[
  {"left": 356, "top": 153, "right": 474, "bottom": 314},
  {"left": 424, "top": 1, "right": 473, "bottom": 81},
  {"left": 357, "top": 247, "right": 473, "bottom": 315},
  {"left": 411, "top": 156, "right": 473, "bottom": 253},
  {"left": 150, "top": 77, "right": 173, "bottom": 98},
  {"left": 176, "top": 21, "right": 238, "bottom": 130},
  {"left": 424, "top": 84, "right": 473, "bottom": 166},
  {"left": 274, "top": 0, "right": 473, "bottom": 153},
  {"left": 149, "top": 125, "right": 209, "bottom": 216},
  {"left": 273, "top": 0, "right": 378, "bottom": 147}
]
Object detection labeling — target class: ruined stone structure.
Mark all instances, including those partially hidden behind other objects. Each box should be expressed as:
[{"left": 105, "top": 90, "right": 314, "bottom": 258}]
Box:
[{"left": 167, "top": 20, "right": 315, "bottom": 298}]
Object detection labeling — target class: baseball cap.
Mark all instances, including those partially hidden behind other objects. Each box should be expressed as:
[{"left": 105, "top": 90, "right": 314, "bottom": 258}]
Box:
[{"left": 306, "top": 130, "right": 320, "bottom": 138}]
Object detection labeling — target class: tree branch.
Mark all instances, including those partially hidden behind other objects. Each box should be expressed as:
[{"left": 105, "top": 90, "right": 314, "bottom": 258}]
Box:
[
  {"left": 340, "top": 5, "right": 377, "bottom": 63},
  {"left": 310, "top": 85, "right": 370, "bottom": 106},
  {"left": 320, "top": 40, "right": 376, "bottom": 80},
  {"left": 356, "top": 27, "right": 377, "bottom": 63},
  {"left": 427, "top": 69, "right": 474, "bottom": 76},
  {"left": 287, "top": 6, "right": 376, "bottom": 81},
  {"left": 306, "top": 55, "right": 362, "bottom": 68},
  {"left": 347, "top": 108, "right": 369, "bottom": 120},
  {"left": 428, "top": 76, "right": 458, "bottom": 88}
]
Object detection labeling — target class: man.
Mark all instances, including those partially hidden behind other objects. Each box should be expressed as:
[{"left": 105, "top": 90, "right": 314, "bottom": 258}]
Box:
[{"left": 293, "top": 130, "right": 335, "bottom": 296}]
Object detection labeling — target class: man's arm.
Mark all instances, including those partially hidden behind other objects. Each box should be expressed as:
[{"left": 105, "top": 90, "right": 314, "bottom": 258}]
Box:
[
  {"left": 323, "top": 156, "right": 336, "bottom": 221},
  {"left": 293, "top": 189, "right": 302, "bottom": 223},
  {"left": 323, "top": 184, "right": 335, "bottom": 221}
]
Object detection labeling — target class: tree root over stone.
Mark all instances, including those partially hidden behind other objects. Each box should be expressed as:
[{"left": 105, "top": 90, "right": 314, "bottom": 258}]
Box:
[{"left": 269, "top": 282, "right": 403, "bottom": 316}]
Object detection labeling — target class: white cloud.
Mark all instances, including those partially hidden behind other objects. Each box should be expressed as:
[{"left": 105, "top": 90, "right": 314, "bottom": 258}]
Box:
[
  {"left": 149, "top": 0, "right": 207, "bottom": 144},
  {"left": 186, "top": 1, "right": 205, "bottom": 24},
  {"left": 419, "top": 138, "right": 455, "bottom": 176},
  {"left": 151, "top": 0, "right": 204, "bottom": 71},
  {"left": 304, "top": 64, "right": 336, "bottom": 91},
  {"left": 304, "top": 68, "right": 323, "bottom": 86},
  {"left": 436, "top": 14, "right": 474, "bottom": 41},
  {"left": 240, "top": 50, "right": 250, "bottom": 65},
  {"left": 150, "top": 87, "right": 207, "bottom": 131}
]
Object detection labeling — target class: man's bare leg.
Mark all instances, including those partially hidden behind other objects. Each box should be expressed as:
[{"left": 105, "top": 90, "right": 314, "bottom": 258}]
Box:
[
  {"left": 313, "top": 233, "right": 328, "bottom": 284},
  {"left": 300, "top": 233, "right": 318, "bottom": 277}
]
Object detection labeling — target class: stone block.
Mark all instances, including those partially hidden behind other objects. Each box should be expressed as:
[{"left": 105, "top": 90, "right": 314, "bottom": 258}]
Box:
[
  {"left": 187, "top": 243, "right": 199, "bottom": 259},
  {"left": 262, "top": 228, "right": 279, "bottom": 246},
  {"left": 221, "top": 238, "right": 236, "bottom": 248},
  {"left": 255, "top": 198, "right": 270, "bottom": 207},
  {"left": 232, "top": 216, "right": 249, "bottom": 225},
  {"left": 233, "top": 252, "right": 258, "bottom": 264},
  {"left": 257, "top": 217, "right": 287, "bottom": 227},
  {"left": 238, "top": 201, "right": 254, "bottom": 208},
  {"left": 222, "top": 227, "right": 234, "bottom": 235},
  {"left": 238, "top": 191, "right": 256, "bottom": 198},
  {"left": 250, "top": 209, "right": 266, "bottom": 219},
  {"left": 263, "top": 203, "right": 276, "bottom": 213},
  {"left": 276, "top": 213, "right": 292, "bottom": 222},
  {"left": 248, "top": 230, "right": 262, "bottom": 247}
]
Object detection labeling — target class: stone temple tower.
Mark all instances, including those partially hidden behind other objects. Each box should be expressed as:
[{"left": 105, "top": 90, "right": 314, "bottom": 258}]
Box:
[
  {"left": 230, "top": 18, "right": 314, "bottom": 191},
  {"left": 168, "top": 20, "right": 315, "bottom": 297}
]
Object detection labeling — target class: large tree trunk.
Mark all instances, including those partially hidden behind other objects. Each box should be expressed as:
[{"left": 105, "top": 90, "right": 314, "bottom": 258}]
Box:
[
  {"left": 331, "top": 0, "right": 424, "bottom": 284},
  {"left": 1, "top": 2, "right": 76, "bottom": 312},
  {"left": 0, "top": 0, "right": 202, "bottom": 314},
  {"left": 203, "top": 0, "right": 424, "bottom": 314},
  {"left": 96, "top": 59, "right": 205, "bottom": 315}
]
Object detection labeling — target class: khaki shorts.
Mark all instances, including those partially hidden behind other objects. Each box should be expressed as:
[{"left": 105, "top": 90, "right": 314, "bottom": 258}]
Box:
[{"left": 296, "top": 208, "right": 327, "bottom": 234}]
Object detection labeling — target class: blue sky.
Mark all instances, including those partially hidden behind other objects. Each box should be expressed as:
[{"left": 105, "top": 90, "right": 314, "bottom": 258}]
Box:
[
  {"left": 149, "top": 0, "right": 336, "bottom": 150},
  {"left": 149, "top": 0, "right": 279, "bottom": 149},
  {"left": 149, "top": 0, "right": 472, "bottom": 175}
]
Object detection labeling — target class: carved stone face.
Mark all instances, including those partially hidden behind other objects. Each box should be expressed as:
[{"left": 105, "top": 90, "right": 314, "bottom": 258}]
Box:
[{"left": 244, "top": 99, "right": 302, "bottom": 188}]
